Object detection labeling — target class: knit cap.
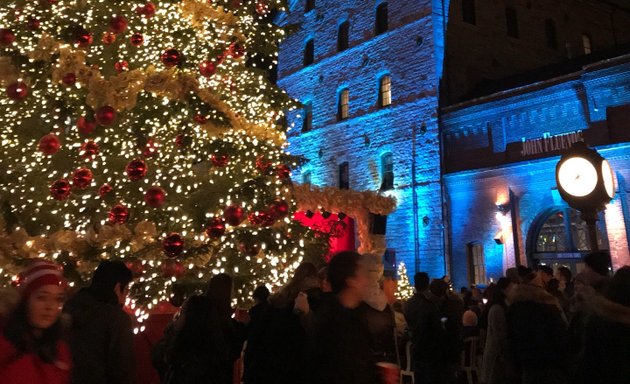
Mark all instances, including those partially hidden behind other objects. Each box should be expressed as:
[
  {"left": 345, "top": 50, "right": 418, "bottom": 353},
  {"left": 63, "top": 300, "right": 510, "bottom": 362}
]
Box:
[{"left": 17, "top": 260, "right": 67, "bottom": 299}]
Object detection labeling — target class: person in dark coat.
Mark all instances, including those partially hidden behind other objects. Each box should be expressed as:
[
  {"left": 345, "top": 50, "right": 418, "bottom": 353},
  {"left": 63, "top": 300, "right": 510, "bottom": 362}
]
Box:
[
  {"left": 581, "top": 266, "right": 630, "bottom": 384},
  {"left": 404, "top": 272, "right": 447, "bottom": 384},
  {"left": 63, "top": 260, "right": 134, "bottom": 384},
  {"left": 163, "top": 295, "right": 232, "bottom": 384},
  {"left": 312, "top": 251, "right": 379, "bottom": 384},
  {"left": 507, "top": 272, "right": 569, "bottom": 384}
]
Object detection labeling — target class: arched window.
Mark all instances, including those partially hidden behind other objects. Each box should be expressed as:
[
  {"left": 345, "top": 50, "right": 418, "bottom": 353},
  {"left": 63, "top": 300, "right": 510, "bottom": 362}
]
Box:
[
  {"left": 305, "top": 0, "right": 315, "bottom": 13},
  {"left": 462, "top": 0, "right": 476, "bottom": 25},
  {"left": 531, "top": 208, "right": 609, "bottom": 269},
  {"left": 302, "top": 102, "right": 312, "bottom": 132},
  {"left": 545, "top": 19, "right": 557, "bottom": 49},
  {"left": 303, "top": 39, "right": 314, "bottom": 67},
  {"left": 505, "top": 6, "right": 518, "bottom": 38},
  {"left": 337, "top": 88, "right": 349, "bottom": 121},
  {"left": 338, "top": 21, "right": 349, "bottom": 52},
  {"left": 378, "top": 75, "right": 391, "bottom": 107},
  {"left": 582, "top": 33, "right": 592, "bottom": 54},
  {"left": 375, "top": 3, "right": 388, "bottom": 35},
  {"left": 380, "top": 152, "right": 393, "bottom": 190}
]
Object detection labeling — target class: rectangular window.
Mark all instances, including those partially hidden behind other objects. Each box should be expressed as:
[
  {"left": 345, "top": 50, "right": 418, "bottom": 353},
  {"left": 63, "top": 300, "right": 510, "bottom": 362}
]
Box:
[
  {"left": 375, "top": 3, "right": 388, "bottom": 35},
  {"left": 338, "top": 21, "right": 349, "bottom": 52},
  {"left": 545, "top": 19, "right": 557, "bottom": 49},
  {"left": 337, "top": 89, "right": 349, "bottom": 121},
  {"left": 462, "top": 0, "right": 476, "bottom": 25},
  {"left": 339, "top": 162, "right": 349, "bottom": 190},
  {"left": 467, "top": 243, "right": 487, "bottom": 285},
  {"left": 506, "top": 7, "right": 519, "bottom": 38},
  {"left": 305, "top": 0, "right": 315, "bottom": 12},
  {"left": 381, "top": 153, "right": 393, "bottom": 190},
  {"left": 302, "top": 103, "right": 312, "bottom": 132},
  {"left": 379, "top": 75, "right": 391, "bottom": 107},
  {"left": 582, "top": 33, "right": 592, "bottom": 54},
  {"left": 302, "top": 171, "right": 311, "bottom": 185},
  {"left": 304, "top": 39, "right": 314, "bottom": 67}
]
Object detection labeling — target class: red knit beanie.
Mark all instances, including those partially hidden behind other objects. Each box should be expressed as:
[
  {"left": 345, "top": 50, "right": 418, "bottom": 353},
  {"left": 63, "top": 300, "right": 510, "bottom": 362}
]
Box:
[{"left": 17, "top": 260, "right": 68, "bottom": 299}]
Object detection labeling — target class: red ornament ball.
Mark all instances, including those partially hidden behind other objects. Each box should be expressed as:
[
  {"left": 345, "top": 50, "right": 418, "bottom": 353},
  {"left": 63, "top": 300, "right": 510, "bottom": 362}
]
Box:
[
  {"left": 126, "top": 259, "right": 145, "bottom": 278},
  {"left": 143, "top": 139, "right": 158, "bottom": 157},
  {"left": 256, "top": 1, "right": 268, "bottom": 15},
  {"left": 95, "top": 105, "right": 116, "bottom": 126},
  {"left": 276, "top": 164, "right": 291, "bottom": 179},
  {"left": 229, "top": 42, "right": 245, "bottom": 58},
  {"left": 6, "top": 81, "right": 29, "bottom": 101},
  {"left": 98, "top": 183, "right": 113, "bottom": 197},
  {"left": 38, "top": 134, "right": 61, "bottom": 155},
  {"left": 163, "top": 232, "right": 184, "bottom": 257},
  {"left": 49, "top": 179, "right": 71, "bottom": 200},
  {"left": 136, "top": 2, "right": 156, "bottom": 18},
  {"left": 144, "top": 186, "right": 166, "bottom": 208},
  {"left": 108, "top": 204, "right": 129, "bottom": 224},
  {"left": 80, "top": 141, "right": 99, "bottom": 159},
  {"left": 101, "top": 31, "right": 116, "bottom": 45},
  {"left": 62, "top": 73, "right": 76, "bottom": 86},
  {"left": 77, "top": 116, "right": 96, "bottom": 135},
  {"left": 75, "top": 28, "right": 93, "bottom": 47},
  {"left": 161, "top": 48, "right": 181, "bottom": 68},
  {"left": 215, "top": 53, "right": 225, "bottom": 65},
  {"left": 27, "top": 17, "right": 41, "bottom": 30},
  {"left": 211, "top": 154, "right": 229, "bottom": 167},
  {"left": 255, "top": 156, "right": 272, "bottom": 172},
  {"left": 114, "top": 61, "right": 129, "bottom": 72},
  {"left": 270, "top": 200, "right": 289, "bottom": 219},
  {"left": 161, "top": 259, "right": 185, "bottom": 278},
  {"left": 175, "top": 134, "right": 190, "bottom": 148},
  {"left": 248, "top": 211, "right": 274, "bottom": 227},
  {"left": 72, "top": 167, "right": 93, "bottom": 189},
  {"left": 126, "top": 159, "right": 147, "bottom": 181},
  {"left": 224, "top": 205, "right": 245, "bottom": 226},
  {"left": 199, "top": 61, "right": 216, "bottom": 77},
  {"left": 0, "top": 29, "right": 16, "bottom": 46},
  {"left": 205, "top": 217, "right": 226, "bottom": 239},
  {"left": 238, "top": 241, "right": 260, "bottom": 256},
  {"left": 130, "top": 33, "right": 144, "bottom": 47},
  {"left": 193, "top": 114, "right": 207, "bottom": 124},
  {"left": 109, "top": 15, "right": 128, "bottom": 34}
]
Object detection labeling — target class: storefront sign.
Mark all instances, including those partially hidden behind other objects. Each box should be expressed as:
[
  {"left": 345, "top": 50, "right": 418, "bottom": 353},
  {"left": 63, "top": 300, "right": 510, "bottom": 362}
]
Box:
[{"left": 520, "top": 130, "right": 583, "bottom": 157}]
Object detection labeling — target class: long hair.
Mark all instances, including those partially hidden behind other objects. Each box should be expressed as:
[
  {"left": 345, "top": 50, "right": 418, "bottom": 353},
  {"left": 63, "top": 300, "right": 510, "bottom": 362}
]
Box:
[
  {"left": 3, "top": 299, "right": 63, "bottom": 363},
  {"left": 204, "top": 273, "right": 233, "bottom": 321}
]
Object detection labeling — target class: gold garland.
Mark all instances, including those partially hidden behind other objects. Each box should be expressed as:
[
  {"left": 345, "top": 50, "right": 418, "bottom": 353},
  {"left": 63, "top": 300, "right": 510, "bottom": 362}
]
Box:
[{"left": 292, "top": 185, "right": 397, "bottom": 255}]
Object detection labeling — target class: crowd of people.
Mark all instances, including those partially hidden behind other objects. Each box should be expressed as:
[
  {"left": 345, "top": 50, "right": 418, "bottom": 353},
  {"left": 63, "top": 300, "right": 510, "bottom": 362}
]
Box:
[{"left": 0, "top": 250, "right": 629, "bottom": 384}]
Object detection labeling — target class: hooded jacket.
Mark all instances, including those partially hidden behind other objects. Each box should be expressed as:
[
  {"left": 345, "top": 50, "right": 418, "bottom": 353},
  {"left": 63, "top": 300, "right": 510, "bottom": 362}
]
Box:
[
  {"left": 506, "top": 283, "right": 568, "bottom": 370},
  {"left": 63, "top": 288, "right": 134, "bottom": 384}
]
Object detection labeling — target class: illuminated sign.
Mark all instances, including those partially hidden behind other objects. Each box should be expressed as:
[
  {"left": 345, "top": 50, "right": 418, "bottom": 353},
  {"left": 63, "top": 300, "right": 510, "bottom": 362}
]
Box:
[{"left": 520, "top": 130, "right": 584, "bottom": 157}]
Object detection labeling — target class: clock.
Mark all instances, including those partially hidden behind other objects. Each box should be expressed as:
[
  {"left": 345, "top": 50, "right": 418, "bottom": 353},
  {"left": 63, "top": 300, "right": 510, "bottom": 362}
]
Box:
[
  {"left": 557, "top": 157, "right": 598, "bottom": 197},
  {"left": 601, "top": 159, "right": 615, "bottom": 199}
]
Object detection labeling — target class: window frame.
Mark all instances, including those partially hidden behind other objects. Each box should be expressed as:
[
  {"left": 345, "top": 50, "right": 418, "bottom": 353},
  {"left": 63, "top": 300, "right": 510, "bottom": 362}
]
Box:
[
  {"left": 378, "top": 75, "right": 392, "bottom": 108},
  {"left": 338, "top": 21, "right": 349, "bottom": 52},
  {"left": 302, "top": 102, "right": 312, "bottom": 133},
  {"left": 545, "top": 19, "right": 557, "bottom": 49},
  {"left": 462, "top": 0, "right": 476, "bottom": 25},
  {"left": 375, "top": 2, "right": 389, "bottom": 35},
  {"left": 302, "top": 170, "right": 312, "bottom": 185},
  {"left": 303, "top": 39, "right": 314, "bottom": 67},
  {"left": 380, "top": 152, "right": 394, "bottom": 190},
  {"left": 337, "top": 88, "right": 349, "bottom": 121},
  {"left": 339, "top": 162, "right": 349, "bottom": 190},
  {"left": 467, "top": 242, "right": 487, "bottom": 286},
  {"left": 582, "top": 33, "right": 592, "bottom": 54}
]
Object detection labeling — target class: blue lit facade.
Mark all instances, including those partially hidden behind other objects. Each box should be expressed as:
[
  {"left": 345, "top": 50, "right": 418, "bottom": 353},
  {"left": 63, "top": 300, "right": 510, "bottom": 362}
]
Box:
[{"left": 277, "top": 0, "right": 630, "bottom": 287}]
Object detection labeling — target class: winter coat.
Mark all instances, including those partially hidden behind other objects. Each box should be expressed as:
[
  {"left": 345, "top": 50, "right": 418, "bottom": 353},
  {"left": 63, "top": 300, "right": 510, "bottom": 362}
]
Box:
[
  {"left": 356, "top": 301, "right": 398, "bottom": 363},
  {"left": 482, "top": 304, "right": 516, "bottom": 384},
  {"left": 63, "top": 288, "right": 134, "bottom": 384},
  {"left": 506, "top": 283, "right": 569, "bottom": 371},
  {"left": 0, "top": 328, "right": 72, "bottom": 384},
  {"left": 581, "top": 294, "right": 630, "bottom": 384},
  {"left": 311, "top": 297, "right": 380, "bottom": 384},
  {"left": 404, "top": 291, "right": 445, "bottom": 363}
]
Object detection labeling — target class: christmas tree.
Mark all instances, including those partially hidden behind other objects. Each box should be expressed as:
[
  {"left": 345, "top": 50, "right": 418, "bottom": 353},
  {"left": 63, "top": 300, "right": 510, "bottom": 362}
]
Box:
[
  {"left": 395, "top": 261, "right": 415, "bottom": 301},
  {"left": 0, "top": 0, "right": 327, "bottom": 310}
]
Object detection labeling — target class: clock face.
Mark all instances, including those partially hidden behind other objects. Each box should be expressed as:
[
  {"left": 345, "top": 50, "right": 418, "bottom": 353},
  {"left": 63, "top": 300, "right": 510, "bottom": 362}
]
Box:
[
  {"left": 557, "top": 157, "right": 598, "bottom": 197},
  {"left": 602, "top": 160, "right": 615, "bottom": 199}
]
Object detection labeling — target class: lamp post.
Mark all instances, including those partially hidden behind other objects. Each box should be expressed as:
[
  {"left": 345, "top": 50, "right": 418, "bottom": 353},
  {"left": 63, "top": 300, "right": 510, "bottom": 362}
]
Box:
[{"left": 555, "top": 142, "right": 615, "bottom": 251}]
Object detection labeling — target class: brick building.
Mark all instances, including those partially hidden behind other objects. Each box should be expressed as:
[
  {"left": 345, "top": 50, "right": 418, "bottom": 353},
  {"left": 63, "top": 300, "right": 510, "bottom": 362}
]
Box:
[{"left": 277, "top": 0, "right": 630, "bottom": 286}]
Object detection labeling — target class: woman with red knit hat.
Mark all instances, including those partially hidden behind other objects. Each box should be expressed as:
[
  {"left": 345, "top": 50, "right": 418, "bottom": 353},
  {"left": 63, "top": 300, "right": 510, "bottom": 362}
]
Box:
[{"left": 0, "top": 260, "right": 72, "bottom": 384}]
